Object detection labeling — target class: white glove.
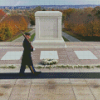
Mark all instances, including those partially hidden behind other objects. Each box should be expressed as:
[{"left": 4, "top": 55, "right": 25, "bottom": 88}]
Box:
[{"left": 33, "top": 48, "right": 35, "bottom": 51}]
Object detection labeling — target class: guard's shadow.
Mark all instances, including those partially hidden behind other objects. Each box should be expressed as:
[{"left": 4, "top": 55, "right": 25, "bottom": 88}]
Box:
[{"left": 0, "top": 72, "right": 100, "bottom": 79}]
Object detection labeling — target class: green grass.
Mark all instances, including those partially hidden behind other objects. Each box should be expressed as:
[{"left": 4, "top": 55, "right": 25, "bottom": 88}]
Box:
[
  {"left": 35, "top": 66, "right": 45, "bottom": 69},
  {"left": 6, "top": 28, "right": 32, "bottom": 42},
  {"left": 34, "top": 65, "right": 95, "bottom": 69},
  {"left": 62, "top": 36, "right": 69, "bottom": 41},
  {"left": 95, "top": 65, "right": 100, "bottom": 68},
  {"left": 29, "top": 33, "right": 35, "bottom": 42},
  {"left": 1, "top": 65, "right": 100, "bottom": 69},
  {"left": 62, "top": 28, "right": 100, "bottom": 41},
  {"left": 0, "top": 65, "right": 16, "bottom": 69}
]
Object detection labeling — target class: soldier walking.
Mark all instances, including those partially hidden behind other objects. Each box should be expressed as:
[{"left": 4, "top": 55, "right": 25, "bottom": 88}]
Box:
[{"left": 19, "top": 32, "right": 41, "bottom": 76}]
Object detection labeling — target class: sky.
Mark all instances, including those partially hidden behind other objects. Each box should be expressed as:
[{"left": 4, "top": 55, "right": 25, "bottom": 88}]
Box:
[{"left": 0, "top": 0, "right": 100, "bottom": 6}]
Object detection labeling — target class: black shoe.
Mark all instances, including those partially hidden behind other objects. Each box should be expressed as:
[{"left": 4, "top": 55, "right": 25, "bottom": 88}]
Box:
[{"left": 34, "top": 71, "right": 41, "bottom": 76}]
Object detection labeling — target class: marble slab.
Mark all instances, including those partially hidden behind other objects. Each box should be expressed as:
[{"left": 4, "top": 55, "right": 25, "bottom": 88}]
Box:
[
  {"left": 1, "top": 51, "right": 23, "bottom": 60},
  {"left": 40, "top": 51, "right": 58, "bottom": 59},
  {"left": 74, "top": 51, "right": 98, "bottom": 59}
]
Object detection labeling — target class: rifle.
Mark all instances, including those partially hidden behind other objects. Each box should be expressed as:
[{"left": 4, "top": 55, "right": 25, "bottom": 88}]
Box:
[{"left": 15, "top": 25, "right": 34, "bottom": 49}]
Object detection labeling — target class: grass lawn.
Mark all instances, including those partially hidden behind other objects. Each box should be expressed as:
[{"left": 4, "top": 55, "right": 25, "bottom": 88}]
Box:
[
  {"left": 1, "top": 64, "right": 100, "bottom": 69},
  {"left": 62, "top": 28, "right": 100, "bottom": 41},
  {"left": 6, "top": 28, "right": 33, "bottom": 42},
  {"left": 62, "top": 36, "right": 69, "bottom": 41},
  {"left": 29, "top": 33, "right": 35, "bottom": 42}
]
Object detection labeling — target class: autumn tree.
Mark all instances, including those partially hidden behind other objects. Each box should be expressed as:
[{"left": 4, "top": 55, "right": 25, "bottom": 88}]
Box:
[
  {"left": 0, "top": 23, "right": 12, "bottom": 41},
  {"left": 63, "top": 6, "right": 100, "bottom": 37},
  {"left": 29, "top": 13, "right": 35, "bottom": 25},
  {"left": 0, "top": 15, "right": 29, "bottom": 41}
]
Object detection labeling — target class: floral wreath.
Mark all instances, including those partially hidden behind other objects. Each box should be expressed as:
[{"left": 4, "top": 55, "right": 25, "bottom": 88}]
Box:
[{"left": 41, "top": 58, "right": 58, "bottom": 65}]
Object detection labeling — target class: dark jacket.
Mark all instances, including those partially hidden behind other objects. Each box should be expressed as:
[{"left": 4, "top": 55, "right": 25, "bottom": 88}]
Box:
[{"left": 21, "top": 38, "right": 33, "bottom": 65}]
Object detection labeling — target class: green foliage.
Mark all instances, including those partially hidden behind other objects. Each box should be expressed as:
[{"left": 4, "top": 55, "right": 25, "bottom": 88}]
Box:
[
  {"left": 42, "top": 8, "right": 46, "bottom": 11},
  {"left": 30, "top": 20, "right": 35, "bottom": 25},
  {"left": 66, "top": 8, "right": 75, "bottom": 17},
  {"left": 84, "top": 65, "right": 90, "bottom": 69},
  {"left": 0, "top": 65, "right": 16, "bottom": 69},
  {"left": 96, "top": 65, "right": 100, "bottom": 68},
  {"left": 95, "top": 10, "right": 100, "bottom": 18},
  {"left": 5, "top": 26, "right": 12, "bottom": 38},
  {"left": 62, "top": 15, "right": 65, "bottom": 23},
  {"left": 0, "top": 25, "right": 12, "bottom": 41},
  {"left": 87, "top": 14, "right": 92, "bottom": 17},
  {"left": 29, "top": 13, "right": 35, "bottom": 25}
]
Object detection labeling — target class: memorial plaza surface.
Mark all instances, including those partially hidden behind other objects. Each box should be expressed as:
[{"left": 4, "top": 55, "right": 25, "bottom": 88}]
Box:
[
  {"left": 0, "top": 42, "right": 100, "bottom": 66},
  {"left": 0, "top": 42, "right": 100, "bottom": 100}
]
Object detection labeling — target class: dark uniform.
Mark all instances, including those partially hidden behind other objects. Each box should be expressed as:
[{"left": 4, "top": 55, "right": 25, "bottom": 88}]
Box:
[{"left": 19, "top": 33, "right": 36, "bottom": 74}]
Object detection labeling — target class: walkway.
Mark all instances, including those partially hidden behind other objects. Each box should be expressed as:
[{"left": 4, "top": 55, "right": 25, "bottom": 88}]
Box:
[
  {"left": 0, "top": 42, "right": 100, "bottom": 66},
  {"left": 0, "top": 67, "right": 100, "bottom": 100},
  {"left": 62, "top": 32, "right": 81, "bottom": 42},
  {"left": 1, "top": 27, "right": 100, "bottom": 100},
  {"left": 0, "top": 42, "right": 100, "bottom": 100}
]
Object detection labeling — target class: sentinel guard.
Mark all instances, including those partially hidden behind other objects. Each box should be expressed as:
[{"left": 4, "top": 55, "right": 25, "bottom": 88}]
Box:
[{"left": 19, "top": 32, "right": 41, "bottom": 76}]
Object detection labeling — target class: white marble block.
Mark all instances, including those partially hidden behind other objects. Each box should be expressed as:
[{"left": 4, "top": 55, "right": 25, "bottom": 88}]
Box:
[
  {"left": 1, "top": 51, "right": 23, "bottom": 60},
  {"left": 74, "top": 51, "right": 98, "bottom": 59},
  {"left": 32, "top": 11, "right": 67, "bottom": 48},
  {"left": 40, "top": 51, "right": 59, "bottom": 59}
]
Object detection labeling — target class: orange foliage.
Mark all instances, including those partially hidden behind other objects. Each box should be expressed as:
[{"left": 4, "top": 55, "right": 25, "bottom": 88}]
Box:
[
  {"left": 64, "top": 21, "right": 74, "bottom": 31},
  {"left": 91, "top": 20, "right": 100, "bottom": 36},
  {"left": 0, "top": 23, "right": 11, "bottom": 40},
  {"left": 73, "top": 24, "right": 87, "bottom": 36},
  {"left": 63, "top": 7, "right": 100, "bottom": 37},
  {"left": 0, "top": 15, "right": 28, "bottom": 41},
  {"left": 0, "top": 9, "right": 7, "bottom": 20},
  {"left": 0, "top": 9, "right": 6, "bottom": 16},
  {"left": 64, "top": 21, "right": 69, "bottom": 29},
  {"left": 68, "top": 20, "right": 100, "bottom": 37}
]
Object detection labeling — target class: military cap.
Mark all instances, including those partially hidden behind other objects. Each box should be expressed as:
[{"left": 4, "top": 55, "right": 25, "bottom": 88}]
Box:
[{"left": 25, "top": 32, "right": 31, "bottom": 36}]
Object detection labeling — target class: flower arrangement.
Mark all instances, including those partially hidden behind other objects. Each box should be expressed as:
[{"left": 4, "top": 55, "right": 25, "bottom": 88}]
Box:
[{"left": 41, "top": 58, "right": 58, "bottom": 65}]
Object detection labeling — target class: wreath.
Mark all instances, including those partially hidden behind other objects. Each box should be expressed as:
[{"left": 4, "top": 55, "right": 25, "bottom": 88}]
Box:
[{"left": 41, "top": 58, "right": 58, "bottom": 65}]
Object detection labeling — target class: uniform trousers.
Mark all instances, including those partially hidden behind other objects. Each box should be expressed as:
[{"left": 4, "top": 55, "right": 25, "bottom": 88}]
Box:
[{"left": 20, "top": 62, "right": 36, "bottom": 74}]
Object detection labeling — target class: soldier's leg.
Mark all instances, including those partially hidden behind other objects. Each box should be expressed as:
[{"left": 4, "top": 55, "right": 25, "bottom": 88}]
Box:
[
  {"left": 19, "top": 63, "right": 26, "bottom": 74},
  {"left": 27, "top": 63, "right": 36, "bottom": 73}
]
